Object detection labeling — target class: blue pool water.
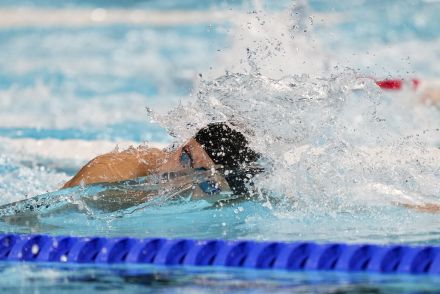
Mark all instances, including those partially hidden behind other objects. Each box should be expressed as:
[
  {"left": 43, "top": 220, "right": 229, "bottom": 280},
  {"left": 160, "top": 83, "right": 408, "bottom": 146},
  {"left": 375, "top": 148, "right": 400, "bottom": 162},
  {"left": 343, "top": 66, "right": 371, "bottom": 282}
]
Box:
[
  {"left": 0, "top": 0, "right": 440, "bottom": 292},
  {"left": 2, "top": 263, "right": 440, "bottom": 293}
]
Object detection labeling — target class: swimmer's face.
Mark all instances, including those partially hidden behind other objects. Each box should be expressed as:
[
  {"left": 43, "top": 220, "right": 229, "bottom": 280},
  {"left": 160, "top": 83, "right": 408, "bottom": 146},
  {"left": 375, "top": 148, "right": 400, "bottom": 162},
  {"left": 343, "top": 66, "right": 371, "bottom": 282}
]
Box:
[
  {"left": 156, "top": 138, "right": 231, "bottom": 199},
  {"left": 156, "top": 138, "right": 215, "bottom": 173}
]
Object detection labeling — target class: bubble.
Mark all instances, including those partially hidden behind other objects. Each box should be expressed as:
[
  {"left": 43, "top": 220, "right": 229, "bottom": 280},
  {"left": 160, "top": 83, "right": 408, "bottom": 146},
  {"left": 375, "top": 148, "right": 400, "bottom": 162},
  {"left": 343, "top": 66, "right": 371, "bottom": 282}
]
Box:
[{"left": 31, "top": 244, "right": 39, "bottom": 255}]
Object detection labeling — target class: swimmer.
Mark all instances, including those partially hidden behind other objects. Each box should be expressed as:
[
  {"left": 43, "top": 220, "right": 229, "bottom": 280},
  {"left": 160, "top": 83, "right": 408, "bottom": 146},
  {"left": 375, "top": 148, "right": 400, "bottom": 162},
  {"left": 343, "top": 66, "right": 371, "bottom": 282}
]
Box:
[
  {"left": 62, "top": 83, "right": 440, "bottom": 210},
  {"left": 63, "top": 122, "right": 262, "bottom": 199}
]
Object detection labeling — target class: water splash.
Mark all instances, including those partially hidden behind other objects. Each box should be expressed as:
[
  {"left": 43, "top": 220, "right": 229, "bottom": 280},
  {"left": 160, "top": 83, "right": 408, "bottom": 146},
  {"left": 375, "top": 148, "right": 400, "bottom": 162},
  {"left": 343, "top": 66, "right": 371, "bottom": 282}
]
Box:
[
  {"left": 0, "top": 168, "right": 231, "bottom": 221},
  {"left": 207, "top": 0, "right": 332, "bottom": 80},
  {"left": 149, "top": 2, "right": 440, "bottom": 213},
  {"left": 0, "top": 153, "right": 67, "bottom": 206}
]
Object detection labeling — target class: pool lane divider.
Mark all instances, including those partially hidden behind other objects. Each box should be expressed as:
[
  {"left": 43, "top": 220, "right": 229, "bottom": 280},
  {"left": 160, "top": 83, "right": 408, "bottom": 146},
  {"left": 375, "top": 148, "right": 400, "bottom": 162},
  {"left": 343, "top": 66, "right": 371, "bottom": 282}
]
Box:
[
  {"left": 376, "top": 78, "right": 420, "bottom": 90},
  {"left": 0, "top": 234, "right": 439, "bottom": 275}
]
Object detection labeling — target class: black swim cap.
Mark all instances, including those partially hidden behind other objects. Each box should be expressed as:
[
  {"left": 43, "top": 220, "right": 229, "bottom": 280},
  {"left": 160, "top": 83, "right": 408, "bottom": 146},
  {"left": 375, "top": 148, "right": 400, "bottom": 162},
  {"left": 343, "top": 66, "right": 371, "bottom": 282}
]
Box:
[{"left": 194, "top": 122, "right": 261, "bottom": 195}]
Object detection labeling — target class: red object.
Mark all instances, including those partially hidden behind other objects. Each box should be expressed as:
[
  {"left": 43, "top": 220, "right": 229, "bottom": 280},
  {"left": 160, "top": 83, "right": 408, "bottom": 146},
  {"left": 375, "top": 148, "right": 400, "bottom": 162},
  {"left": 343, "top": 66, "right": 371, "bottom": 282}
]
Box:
[
  {"left": 376, "top": 79, "right": 403, "bottom": 90},
  {"left": 412, "top": 79, "right": 420, "bottom": 89},
  {"left": 375, "top": 79, "right": 420, "bottom": 91}
]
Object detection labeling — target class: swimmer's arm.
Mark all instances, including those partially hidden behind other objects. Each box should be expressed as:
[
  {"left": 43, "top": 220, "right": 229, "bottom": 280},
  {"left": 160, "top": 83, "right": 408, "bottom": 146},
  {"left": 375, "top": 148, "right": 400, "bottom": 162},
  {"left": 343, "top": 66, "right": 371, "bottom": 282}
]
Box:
[
  {"left": 396, "top": 202, "right": 440, "bottom": 214},
  {"left": 419, "top": 87, "right": 440, "bottom": 106},
  {"left": 63, "top": 148, "right": 164, "bottom": 188}
]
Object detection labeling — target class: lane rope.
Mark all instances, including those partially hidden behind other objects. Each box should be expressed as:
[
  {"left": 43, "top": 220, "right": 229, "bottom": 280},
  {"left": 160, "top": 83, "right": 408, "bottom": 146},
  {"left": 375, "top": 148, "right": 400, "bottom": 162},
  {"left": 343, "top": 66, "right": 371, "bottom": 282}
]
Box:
[
  {"left": 375, "top": 78, "right": 420, "bottom": 90},
  {"left": 0, "top": 234, "right": 439, "bottom": 274}
]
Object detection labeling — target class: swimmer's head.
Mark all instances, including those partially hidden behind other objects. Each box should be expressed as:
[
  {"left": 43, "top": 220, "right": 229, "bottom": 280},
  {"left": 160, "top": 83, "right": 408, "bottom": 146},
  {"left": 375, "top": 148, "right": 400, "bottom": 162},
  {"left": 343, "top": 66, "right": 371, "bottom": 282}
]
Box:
[{"left": 194, "top": 122, "right": 262, "bottom": 195}]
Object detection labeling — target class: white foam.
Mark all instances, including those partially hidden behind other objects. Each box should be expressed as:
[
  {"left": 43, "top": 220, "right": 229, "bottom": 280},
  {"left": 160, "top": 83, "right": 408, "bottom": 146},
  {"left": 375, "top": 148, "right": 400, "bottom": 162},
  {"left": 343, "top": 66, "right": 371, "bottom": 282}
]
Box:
[
  {"left": 154, "top": 69, "right": 440, "bottom": 212},
  {"left": 205, "top": 3, "right": 335, "bottom": 80}
]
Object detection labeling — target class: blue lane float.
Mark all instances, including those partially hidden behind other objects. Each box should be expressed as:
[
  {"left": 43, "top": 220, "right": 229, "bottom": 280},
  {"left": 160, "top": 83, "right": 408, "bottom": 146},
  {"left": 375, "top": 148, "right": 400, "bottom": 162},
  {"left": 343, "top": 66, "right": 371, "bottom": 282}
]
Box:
[{"left": 0, "top": 234, "right": 439, "bottom": 275}]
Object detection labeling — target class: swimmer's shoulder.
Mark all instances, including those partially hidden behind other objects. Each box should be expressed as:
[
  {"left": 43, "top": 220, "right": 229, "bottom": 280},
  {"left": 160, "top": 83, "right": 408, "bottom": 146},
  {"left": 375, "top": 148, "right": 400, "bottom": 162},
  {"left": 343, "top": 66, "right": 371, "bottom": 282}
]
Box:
[{"left": 90, "top": 145, "right": 165, "bottom": 166}]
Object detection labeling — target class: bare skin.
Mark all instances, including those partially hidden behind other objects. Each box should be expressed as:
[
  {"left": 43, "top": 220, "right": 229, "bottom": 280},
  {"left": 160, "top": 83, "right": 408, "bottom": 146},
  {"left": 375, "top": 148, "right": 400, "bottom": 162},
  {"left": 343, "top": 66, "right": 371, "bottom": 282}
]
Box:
[
  {"left": 400, "top": 203, "right": 440, "bottom": 214},
  {"left": 419, "top": 87, "right": 440, "bottom": 106},
  {"left": 63, "top": 138, "right": 219, "bottom": 189}
]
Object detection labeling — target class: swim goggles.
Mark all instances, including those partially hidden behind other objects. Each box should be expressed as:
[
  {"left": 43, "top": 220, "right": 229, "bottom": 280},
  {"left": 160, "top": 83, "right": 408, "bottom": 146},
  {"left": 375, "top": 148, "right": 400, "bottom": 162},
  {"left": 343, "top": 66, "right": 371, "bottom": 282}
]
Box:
[{"left": 180, "top": 149, "right": 224, "bottom": 195}]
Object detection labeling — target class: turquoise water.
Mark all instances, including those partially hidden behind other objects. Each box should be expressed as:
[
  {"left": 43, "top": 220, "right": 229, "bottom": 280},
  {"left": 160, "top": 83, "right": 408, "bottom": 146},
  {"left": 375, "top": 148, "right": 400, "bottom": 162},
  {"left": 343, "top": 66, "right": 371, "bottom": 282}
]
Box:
[{"left": 1, "top": 0, "right": 440, "bottom": 292}]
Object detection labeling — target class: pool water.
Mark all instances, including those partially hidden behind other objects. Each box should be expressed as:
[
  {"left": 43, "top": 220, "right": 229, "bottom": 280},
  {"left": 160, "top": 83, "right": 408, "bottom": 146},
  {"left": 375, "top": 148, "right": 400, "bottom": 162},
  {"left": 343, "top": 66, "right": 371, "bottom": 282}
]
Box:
[
  {"left": 1, "top": 263, "right": 440, "bottom": 293},
  {"left": 0, "top": 0, "right": 439, "bottom": 292}
]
